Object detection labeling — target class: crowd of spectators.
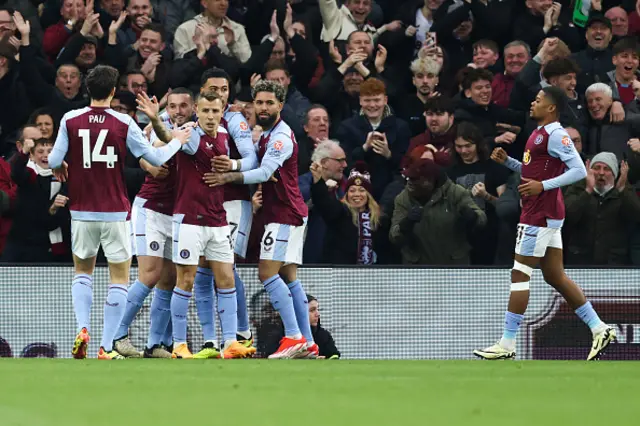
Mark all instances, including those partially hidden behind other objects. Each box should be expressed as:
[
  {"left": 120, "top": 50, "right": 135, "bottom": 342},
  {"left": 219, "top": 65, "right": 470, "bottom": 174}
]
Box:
[{"left": 2, "top": 0, "right": 640, "bottom": 266}]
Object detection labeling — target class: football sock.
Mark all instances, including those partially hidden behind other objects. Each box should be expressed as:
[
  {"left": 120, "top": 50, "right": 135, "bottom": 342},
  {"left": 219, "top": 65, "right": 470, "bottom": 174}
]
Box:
[
  {"left": 217, "top": 287, "right": 238, "bottom": 344},
  {"left": 575, "top": 302, "right": 607, "bottom": 335},
  {"left": 263, "top": 274, "right": 301, "bottom": 338},
  {"left": 171, "top": 288, "right": 192, "bottom": 344},
  {"left": 115, "top": 279, "right": 150, "bottom": 340},
  {"left": 499, "top": 311, "right": 524, "bottom": 351},
  {"left": 101, "top": 284, "right": 128, "bottom": 351},
  {"left": 194, "top": 267, "right": 216, "bottom": 342},
  {"left": 234, "top": 268, "right": 250, "bottom": 333},
  {"left": 287, "top": 280, "right": 314, "bottom": 344},
  {"left": 71, "top": 274, "right": 93, "bottom": 332},
  {"left": 147, "top": 288, "right": 172, "bottom": 348}
]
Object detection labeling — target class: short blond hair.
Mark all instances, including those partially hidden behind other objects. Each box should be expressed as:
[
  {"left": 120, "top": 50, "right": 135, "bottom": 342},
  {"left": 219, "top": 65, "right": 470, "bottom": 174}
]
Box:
[{"left": 410, "top": 57, "right": 442, "bottom": 76}]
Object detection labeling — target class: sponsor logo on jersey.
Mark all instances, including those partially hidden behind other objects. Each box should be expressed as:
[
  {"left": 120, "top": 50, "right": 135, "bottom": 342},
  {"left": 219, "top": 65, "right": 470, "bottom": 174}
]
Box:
[
  {"left": 239, "top": 121, "right": 248, "bottom": 131},
  {"left": 561, "top": 136, "right": 572, "bottom": 147},
  {"left": 523, "top": 149, "right": 531, "bottom": 165},
  {"left": 273, "top": 141, "right": 284, "bottom": 151}
]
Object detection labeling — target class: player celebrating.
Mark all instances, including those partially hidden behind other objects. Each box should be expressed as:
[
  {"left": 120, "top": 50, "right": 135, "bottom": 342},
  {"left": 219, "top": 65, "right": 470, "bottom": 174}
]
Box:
[
  {"left": 170, "top": 91, "right": 256, "bottom": 359},
  {"left": 112, "top": 88, "right": 197, "bottom": 359},
  {"left": 474, "top": 86, "right": 616, "bottom": 361},
  {"left": 205, "top": 80, "right": 316, "bottom": 359},
  {"left": 191, "top": 68, "right": 258, "bottom": 358},
  {"left": 48, "top": 65, "right": 191, "bottom": 360}
]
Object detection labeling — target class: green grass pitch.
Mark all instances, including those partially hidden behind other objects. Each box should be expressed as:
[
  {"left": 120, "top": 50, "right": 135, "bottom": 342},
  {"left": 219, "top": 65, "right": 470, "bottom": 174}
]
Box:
[{"left": 1, "top": 360, "right": 639, "bottom": 425}]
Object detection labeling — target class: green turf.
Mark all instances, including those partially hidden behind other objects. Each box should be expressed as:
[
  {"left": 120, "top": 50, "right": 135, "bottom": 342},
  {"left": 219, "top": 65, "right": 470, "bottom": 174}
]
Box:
[{"left": 1, "top": 360, "right": 639, "bottom": 425}]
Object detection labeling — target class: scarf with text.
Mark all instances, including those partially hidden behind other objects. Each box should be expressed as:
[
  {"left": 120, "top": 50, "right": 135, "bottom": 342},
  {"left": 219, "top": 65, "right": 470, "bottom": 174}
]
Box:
[
  {"left": 27, "top": 160, "right": 64, "bottom": 255},
  {"left": 357, "top": 210, "right": 375, "bottom": 265}
]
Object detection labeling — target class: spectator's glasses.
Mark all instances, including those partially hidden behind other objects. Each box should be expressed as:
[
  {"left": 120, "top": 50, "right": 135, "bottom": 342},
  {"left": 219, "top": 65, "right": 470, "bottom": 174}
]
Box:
[
  {"left": 327, "top": 157, "right": 347, "bottom": 164},
  {"left": 130, "top": 83, "right": 147, "bottom": 90}
]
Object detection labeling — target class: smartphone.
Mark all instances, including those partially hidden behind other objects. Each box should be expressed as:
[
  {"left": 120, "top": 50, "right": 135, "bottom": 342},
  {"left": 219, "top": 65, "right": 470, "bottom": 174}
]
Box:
[{"left": 427, "top": 32, "right": 437, "bottom": 46}]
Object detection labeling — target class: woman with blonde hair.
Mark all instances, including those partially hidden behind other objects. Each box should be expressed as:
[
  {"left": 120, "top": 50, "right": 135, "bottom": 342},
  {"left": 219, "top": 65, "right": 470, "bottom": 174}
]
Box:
[{"left": 310, "top": 161, "right": 381, "bottom": 264}]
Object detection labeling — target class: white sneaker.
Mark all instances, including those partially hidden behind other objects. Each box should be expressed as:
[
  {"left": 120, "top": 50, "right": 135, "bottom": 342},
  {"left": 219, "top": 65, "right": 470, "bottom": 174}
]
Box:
[
  {"left": 587, "top": 326, "right": 617, "bottom": 361},
  {"left": 473, "top": 342, "right": 516, "bottom": 360}
]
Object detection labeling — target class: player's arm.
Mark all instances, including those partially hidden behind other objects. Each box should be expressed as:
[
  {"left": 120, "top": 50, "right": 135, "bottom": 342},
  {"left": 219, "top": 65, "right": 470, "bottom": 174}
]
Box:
[
  {"left": 206, "top": 135, "right": 293, "bottom": 186},
  {"left": 126, "top": 119, "right": 187, "bottom": 166},
  {"left": 230, "top": 114, "right": 259, "bottom": 171},
  {"left": 49, "top": 116, "right": 70, "bottom": 169},
  {"left": 149, "top": 115, "right": 174, "bottom": 144},
  {"left": 542, "top": 131, "right": 587, "bottom": 190},
  {"left": 491, "top": 147, "right": 521, "bottom": 173}
]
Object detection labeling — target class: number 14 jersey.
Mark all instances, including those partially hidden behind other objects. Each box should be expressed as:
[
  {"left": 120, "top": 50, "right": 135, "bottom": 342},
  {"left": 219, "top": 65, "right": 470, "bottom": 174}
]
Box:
[{"left": 51, "top": 106, "right": 180, "bottom": 222}]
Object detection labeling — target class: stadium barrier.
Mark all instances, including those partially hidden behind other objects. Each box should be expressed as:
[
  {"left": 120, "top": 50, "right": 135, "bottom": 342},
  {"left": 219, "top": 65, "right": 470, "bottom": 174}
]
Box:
[{"left": 1, "top": 266, "right": 639, "bottom": 360}]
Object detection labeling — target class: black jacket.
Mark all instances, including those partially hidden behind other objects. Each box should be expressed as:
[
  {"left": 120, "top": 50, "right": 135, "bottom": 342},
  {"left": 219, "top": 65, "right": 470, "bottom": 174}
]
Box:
[
  {"left": 571, "top": 47, "right": 615, "bottom": 95},
  {"left": 310, "top": 178, "right": 383, "bottom": 265},
  {"left": 337, "top": 112, "right": 411, "bottom": 199}
]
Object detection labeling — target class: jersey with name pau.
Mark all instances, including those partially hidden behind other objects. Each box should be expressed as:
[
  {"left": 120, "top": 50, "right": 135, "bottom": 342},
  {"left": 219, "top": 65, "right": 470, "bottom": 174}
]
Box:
[
  {"left": 258, "top": 119, "right": 308, "bottom": 225},
  {"left": 221, "top": 110, "right": 252, "bottom": 202},
  {"left": 173, "top": 125, "right": 228, "bottom": 227},
  {"left": 136, "top": 120, "right": 177, "bottom": 215},
  {"left": 54, "top": 107, "right": 143, "bottom": 221},
  {"left": 520, "top": 122, "right": 573, "bottom": 227}
]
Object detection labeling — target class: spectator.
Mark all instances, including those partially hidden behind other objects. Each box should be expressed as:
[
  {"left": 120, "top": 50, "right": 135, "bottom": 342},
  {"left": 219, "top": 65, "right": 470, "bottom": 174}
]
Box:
[
  {"left": 298, "top": 105, "right": 331, "bottom": 176},
  {"left": 299, "top": 139, "right": 347, "bottom": 264},
  {"left": 42, "top": 0, "right": 86, "bottom": 63},
  {"left": 173, "top": 0, "right": 251, "bottom": 63},
  {"left": 264, "top": 59, "right": 312, "bottom": 131},
  {"left": 571, "top": 15, "right": 615, "bottom": 94},
  {"left": 309, "top": 161, "right": 382, "bottom": 264},
  {"left": 3, "top": 138, "right": 70, "bottom": 262},
  {"left": 585, "top": 82, "right": 640, "bottom": 161},
  {"left": 395, "top": 56, "right": 442, "bottom": 137},
  {"left": 604, "top": 7, "right": 629, "bottom": 40},
  {"left": 491, "top": 41, "right": 531, "bottom": 108},
  {"left": 564, "top": 152, "right": 640, "bottom": 265},
  {"left": 513, "top": 0, "right": 581, "bottom": 55},
  {"left": 337, "top": 77, "right": 411, "bottom": 199},
  {"left": 116, "top": 0, "right": 156, "bottom": 55},
  {"left": 306, "top": 294, "right": 340, "bottom": 359},
  {"left": 605, "top": 37, "right": 640, "bottom": 106},
  {"left": 541, "top": 57, "right": 589, "bottom": 134},
  {"left": 28, "top": 109, "right": 57, "bottom": 143},
  {"left": 403, "top": 95, "right": 456, "bottom": 169},
  {"left": 446, "top": 122, "right": 510, "bottom": 265},
  {"left": 0, "top": 40, "right": 30, "bottom": 156},
  {"left": 318, "top": 0, "right": 389, "bottom": 44},
  {"left": 389, "top": 157, "right": 486, "bottom": 265},
  {"left": 471, "top": 39, "right": 500, "bottom": 73}
]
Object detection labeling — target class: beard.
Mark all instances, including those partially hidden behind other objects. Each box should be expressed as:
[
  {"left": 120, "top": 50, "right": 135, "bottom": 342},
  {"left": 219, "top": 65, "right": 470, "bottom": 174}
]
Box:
[{"left": 256, "top": 112, "right": 278, "bottom": 129}]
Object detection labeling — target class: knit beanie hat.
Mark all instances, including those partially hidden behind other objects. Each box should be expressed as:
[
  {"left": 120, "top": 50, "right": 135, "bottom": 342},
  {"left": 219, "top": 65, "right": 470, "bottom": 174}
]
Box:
[{"left": 591, "top": 152, "right": 619, "bottom": 179}]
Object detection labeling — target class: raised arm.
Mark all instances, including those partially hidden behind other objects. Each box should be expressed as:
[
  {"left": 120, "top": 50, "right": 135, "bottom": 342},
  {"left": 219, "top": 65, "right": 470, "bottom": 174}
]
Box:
[
  {"left": 227, "top": 112, "right": 258, "bottom": 171},
  {"left": 126, "top": 119, "right": 188, "bottom": 166}
]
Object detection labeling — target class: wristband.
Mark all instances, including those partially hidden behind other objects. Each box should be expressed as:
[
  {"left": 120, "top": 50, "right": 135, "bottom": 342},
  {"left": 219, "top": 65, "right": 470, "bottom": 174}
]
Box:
[{"left": 231, "top": 159, "right": 238, "bottom": 171}]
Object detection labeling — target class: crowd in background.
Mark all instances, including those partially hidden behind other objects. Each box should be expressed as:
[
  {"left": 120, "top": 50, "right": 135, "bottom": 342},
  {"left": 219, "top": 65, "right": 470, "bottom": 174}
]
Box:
[{"left": 2, "top": 0, "right": 640, "bottom": 267}]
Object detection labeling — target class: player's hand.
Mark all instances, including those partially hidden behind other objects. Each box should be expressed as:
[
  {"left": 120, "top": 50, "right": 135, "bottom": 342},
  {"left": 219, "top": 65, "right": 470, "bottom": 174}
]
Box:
[
  {"left": 136, "top": 92, "right": 160, "bottom": 119},
  {"left": 471, "top": 182, "right": 488, "bottom": 199},
  {"left": 628, "top": 138, "right": 640, "bottom": 153},
  {"left": 53, "top": 161, "right": 69, "bottom": 182},
  {"left": 610, "top": 101, "right": 625, "bottom": 123},
  {"left": 491, "top": 147, "right": 508, "bottom": 164},
  {"left": 252, "top": 125, "right": 263, "bottom": 143},
  {"left": 148, "top": 164, "right": 170, "bottom": 179},
  {"left": 212, "top": 155, "right": 233, "bottom": 172},
  {"left": 172, "top": 127, "right": 192, "bottom": 145},
  {"left": 310, "top": 161, "right": 323, "bottom": 183},
  {"left": 252, "top": 185, "right": 263, "bottom": 213},
  {"left": 518, "top": 177, "right": 543, "bottom": 196},
  {"left": 495, "top": 131, "right": 517, "bottom": 144},
  {"left": 268, "top": 174, "right": 278, "bottom": 183},
  {"left": 202, "top": 172, "right": 226, "bottom": 187},
  {"left": 22, "top": 138, "right": 34, "bottom": 154},
  {"left": 48, "top": 194, "right": 69, "bottom": 215}
]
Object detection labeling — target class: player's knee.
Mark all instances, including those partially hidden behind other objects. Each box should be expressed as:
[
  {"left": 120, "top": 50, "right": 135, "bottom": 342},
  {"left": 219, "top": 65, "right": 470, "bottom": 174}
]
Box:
[
  {"left": 511, "top": 261, "right": 532, "bottom": 290},
  {"left": 541, "top": 269, "right": 564, "bottom": 287},
  {"left": 138, "top": 266, "right": 162, "bottom": 287},
  {"left": 176, "top": 266, "right": 197, "bottom": 291}
]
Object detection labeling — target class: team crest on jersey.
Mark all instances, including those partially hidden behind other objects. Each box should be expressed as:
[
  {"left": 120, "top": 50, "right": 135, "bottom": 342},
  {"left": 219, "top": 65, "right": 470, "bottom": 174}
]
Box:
[
  {"left": 180, "top": 249, "right": 190, "bottom": 259},
  {"left": 523, "top": 149, "right": 531, "bottom": 165},
  {"left": 149, "top": 241, "right": 160, "bottom": 251},
  {"left": 239, "top": 121, "right": 248, "bottom": 131},
  {"left": 534, "top": 135, "right": 543, "bottom": 145}
]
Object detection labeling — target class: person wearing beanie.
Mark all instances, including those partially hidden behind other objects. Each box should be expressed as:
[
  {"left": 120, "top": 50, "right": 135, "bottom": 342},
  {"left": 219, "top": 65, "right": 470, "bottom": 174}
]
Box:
[
  {"left": 563, "top": 151, "right": 640, "bottom": 265},
  {"left": 389, "top": 157, "right": 486, "bottom": 265},
  {"left": 309, "top": 160, "right": 382, "bottom": 264}
]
